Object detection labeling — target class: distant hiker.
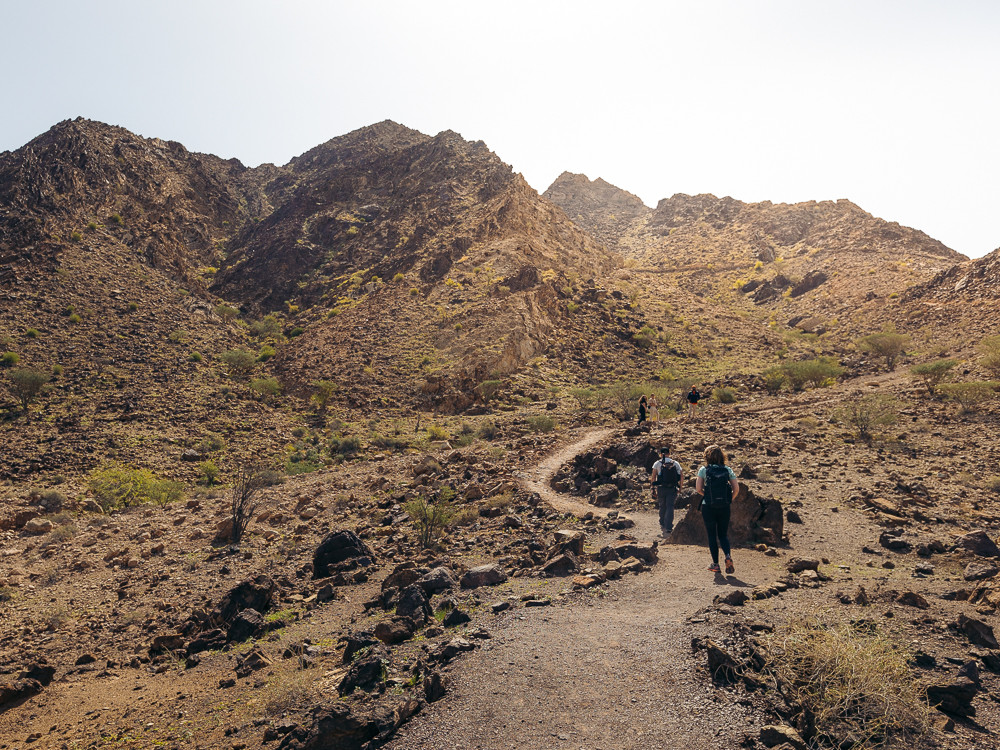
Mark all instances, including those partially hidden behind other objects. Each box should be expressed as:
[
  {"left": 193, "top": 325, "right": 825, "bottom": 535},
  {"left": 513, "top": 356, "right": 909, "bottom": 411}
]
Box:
[
  {"left": 649, "top": 394, "right": 660, "bottom": 423},
  {"left": 686, "top": 386, "right": 702, "bottom": 419},
  {"left": 637, "top": 395, "right": 647, "bottom": 425},
  {"left": 651, "top": 444, "right": 682, "bottom": 536},
  {"left": 695, "top": 445, "right": 740, "bottom": 574}
]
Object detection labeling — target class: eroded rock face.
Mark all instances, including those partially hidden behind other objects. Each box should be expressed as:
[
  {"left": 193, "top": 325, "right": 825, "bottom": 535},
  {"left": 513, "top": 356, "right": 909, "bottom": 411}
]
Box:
[
  {"left": 313, "top": 530, "right": 374, "bottom": 579},
  {"left": 790, "top": 269, "right": 828, "bottom": 297},
  {"left": 666, "top": 483, "right": 783, "bottom": 547}
]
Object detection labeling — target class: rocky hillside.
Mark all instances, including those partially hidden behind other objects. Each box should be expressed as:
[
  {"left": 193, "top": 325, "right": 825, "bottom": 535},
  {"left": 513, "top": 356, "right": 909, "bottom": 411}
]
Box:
[{"left": 543, "top": 172, "right": 648, "bottom": 252}]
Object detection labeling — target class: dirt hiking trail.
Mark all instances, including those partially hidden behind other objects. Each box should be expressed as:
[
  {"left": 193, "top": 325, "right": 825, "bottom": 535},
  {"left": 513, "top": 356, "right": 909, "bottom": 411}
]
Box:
[{"left": 387, "top": 426, "right": 832, "bottom": 750}]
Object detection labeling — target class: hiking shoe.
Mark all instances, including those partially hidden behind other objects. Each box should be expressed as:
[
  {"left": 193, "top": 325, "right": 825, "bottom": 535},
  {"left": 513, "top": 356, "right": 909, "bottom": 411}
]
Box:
[
  {"left": 708, "top": 563, "right": 721, "bottom": 573},
  {"left": 725, "top": 557, "right": 735, "bottom": 574}
]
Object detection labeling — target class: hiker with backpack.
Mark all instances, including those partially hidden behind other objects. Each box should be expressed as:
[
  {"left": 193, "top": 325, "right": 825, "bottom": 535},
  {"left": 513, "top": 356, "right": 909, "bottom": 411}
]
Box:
[
  {"left": 695, "top": 445, "right": 740, "bottom": 574},
  {"left": 650, "top": 444, "right": 682, "bottom": 535},
  {"left": 686, "top": 386, "right": 702, "bottom": 419}
]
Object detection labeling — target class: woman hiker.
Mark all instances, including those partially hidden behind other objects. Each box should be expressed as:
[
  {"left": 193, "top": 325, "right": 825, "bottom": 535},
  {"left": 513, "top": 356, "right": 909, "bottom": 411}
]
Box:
[
  {"left": 637, "top": 395, "right": 647, "bottom": 425},
  {"left": 695, "top": 444, "right": 740, "bottom": 574},
  {"left": 649, "top": 394, "right": 660, "bottom": 423}
]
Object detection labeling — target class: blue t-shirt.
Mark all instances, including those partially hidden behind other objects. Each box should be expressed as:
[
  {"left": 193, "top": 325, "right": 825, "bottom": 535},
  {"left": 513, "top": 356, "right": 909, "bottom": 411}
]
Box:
[{"left": 697, "top": 465, "right": 736, "bottom": 481}]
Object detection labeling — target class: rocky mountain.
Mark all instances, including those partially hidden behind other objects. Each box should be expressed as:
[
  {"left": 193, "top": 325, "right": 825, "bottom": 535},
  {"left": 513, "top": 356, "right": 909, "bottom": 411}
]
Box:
[{"left": 543, "top": 172, "right": 648, "bottom": 252}]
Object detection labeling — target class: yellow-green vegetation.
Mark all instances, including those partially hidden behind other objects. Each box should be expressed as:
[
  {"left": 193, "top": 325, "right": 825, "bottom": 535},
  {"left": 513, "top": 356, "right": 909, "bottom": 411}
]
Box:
[
  {"left": 833, "top": 393, "right": 899, "bottom": 442},
  {"left": 219, "top": 349, "right": 257, "bottom": 380},
  {"left": 632, "top": 325, "right": 658, "bottom": 350},
  {"left": 781, "top": 357, "right": 844, "bottom": 391},
  {"left": 250, "top": 313, "right": 283, "bottom": 340},
  {"left": 765, "top": 621, "right": 931, "bottom": 749},
  {"left": 198, "top": 459, "right": 219, "bottom": 486},
  {"left": 257, "top": 344, "right": 276, "bottom": 362},
  {"left": 404, "top": 497, "right": 453, "bottom": 547},
  {"left": 908, "top": 358, "right": 958, "bottom": 394},
  {"left": 527, "top": 414, "right": 556, "bottom": 433},
  {"left": 938, "top": 381, "right": 998, "bottom": 414},
  {"left": 712, "top": 386, "right": 737, "bottom": 403},
  {"left": 7, "top": 367, "right": 50, "bottom": 411},
  {"left": 214, "top": 303, "right": 240, "bottom": 323},
  {"left": 311, "top": 379, "right": 338, "bottom": 413},
  {"left": 978, "top": 335, "right": 1000, "bottom": 377},
  {"left": 250, "top": 376, "right": 281, "bottom": 401},
  {"left": 88, "top": 465, "right": 185, "bottom": 511},
  {"left": 25, "top": 327, "right": 39, "bottom": 339},
  {"left": 857, "top": 327, "right": 909, "bottom": 371}
]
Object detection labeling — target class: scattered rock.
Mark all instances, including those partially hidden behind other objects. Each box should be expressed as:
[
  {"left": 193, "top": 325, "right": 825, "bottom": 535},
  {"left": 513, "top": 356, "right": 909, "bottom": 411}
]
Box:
[
  {"left": 313, "top": 530, "right": 374, "bottom": 579},
  {"left": 926, "top": 677, "right": 978, "bottom": 717},
  {"left": 227, "top": 608, "right": 266, "bottom": 643},
  {"left": 395, "top": 585, "right": 433, "bottom": 625},
  {"left": 786, "top": 557, "right": 820, "bottom": 574},
  {"left": 760, "top": 724, "right": 807, "bottom": 750},
  {"left": 338, "top": 646, "right": 389, "bottom": 695},
  {"left": 964, "top": 561, "right": 999, "bottom": 581},
  {"left": 956, "top": 614, "right": 999, "bottom": 649},
  {"left": 953, "top": 531, "right": 1000, "bottom": 558},
  {"left": 417, "top": 567, "right": 456, "bottom": 595},
  {"left": 460, "top": 564, "right": 507, "bottom": 589},
  {"left": 373, "top": 618, "right": 415, "bottom": 645}
]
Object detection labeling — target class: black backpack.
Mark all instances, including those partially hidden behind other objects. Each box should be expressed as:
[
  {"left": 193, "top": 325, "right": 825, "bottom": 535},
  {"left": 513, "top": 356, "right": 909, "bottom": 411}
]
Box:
[
  {"left": 654, "top": 459, "right": 680, "bottom": 488},
  {"left": 703, "top": 464, "right": 733, "bottom": 506}
]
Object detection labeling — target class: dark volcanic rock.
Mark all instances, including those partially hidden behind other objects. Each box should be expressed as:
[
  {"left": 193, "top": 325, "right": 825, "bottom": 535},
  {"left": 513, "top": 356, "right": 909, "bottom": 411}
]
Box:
[
  {"left": 953, "top": 531, "right": 1000, "bottom": 558},
  {"left": 395, "top": 584, "right": 432, "bottom": 625},
  {"left": 667, "top": 484, "right": 783, "bottom": 547},
  {"left": 338, "top": 646, "right": 390, "bottom": 695},
  {"left": 789, "top": 269, "right": 828, "bottom": 297},
  {"left": 227, "top": 608, "right": 265, "bottom": 643},
  {"left": 314, "top": 530, "right": 374, "bottom": 579},
  {"left": 460, "top": 564, "right": 507, "bottom": 589},
  {"left": 213, "top": 575, "right": 275, "bottom": 626}
]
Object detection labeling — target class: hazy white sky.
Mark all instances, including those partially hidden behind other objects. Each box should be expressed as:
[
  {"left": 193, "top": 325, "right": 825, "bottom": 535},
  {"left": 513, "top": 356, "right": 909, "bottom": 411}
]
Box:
[{"left": 4, "top": 1, "right": 998, "bottom": 258}]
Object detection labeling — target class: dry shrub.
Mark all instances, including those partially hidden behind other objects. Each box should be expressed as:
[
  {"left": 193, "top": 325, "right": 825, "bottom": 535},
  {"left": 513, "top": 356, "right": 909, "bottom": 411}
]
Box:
[
  {"left": 261, "top": 672, "right": 318, "bottom": 717},
  {"left": 765, "top": 621, "right": 931, "bottom": 749}
]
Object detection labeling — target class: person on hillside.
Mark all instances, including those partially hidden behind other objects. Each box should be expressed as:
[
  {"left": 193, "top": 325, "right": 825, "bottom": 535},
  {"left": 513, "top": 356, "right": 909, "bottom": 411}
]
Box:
[
  {"left": 686, "top": 386, "right": 702, "bottom": 419},
  {"left": 650, "top": 444, "right": 682, "bottom": 536},
  {"left": 695, "top": 444, "right": 740, "bottom": 574},
  {"left": 649, "top": 394, "right": 660, "bottom": 423},
  {"left": 637, "top": 395, "right": 647, "bottom": 425}
]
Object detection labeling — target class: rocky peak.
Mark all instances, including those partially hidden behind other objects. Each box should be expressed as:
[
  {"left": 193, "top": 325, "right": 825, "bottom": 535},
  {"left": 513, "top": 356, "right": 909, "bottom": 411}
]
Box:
[{"left": 543, "top": 172, "right": 648, "bottom": 251}]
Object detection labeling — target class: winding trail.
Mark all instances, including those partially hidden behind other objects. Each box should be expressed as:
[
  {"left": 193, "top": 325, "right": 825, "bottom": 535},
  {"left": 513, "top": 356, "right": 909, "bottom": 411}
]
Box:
[{"left": 386, "top": 426, "right": 782, "bottom": 750}]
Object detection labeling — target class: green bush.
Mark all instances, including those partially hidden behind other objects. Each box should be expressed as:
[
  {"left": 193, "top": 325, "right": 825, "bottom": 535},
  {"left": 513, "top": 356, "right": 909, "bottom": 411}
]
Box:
[
  {"left": 0, "top": 352, "right": 19, "bottom": 368},
  {"left": 329, "top": 435, "right": 361, "bottom": 455},
  {"left": 168, "top": 328, "right": 189, "bottom": 344},
  {"left": 978, "top": 335, "right": 1000, "bottom": 377},
  {"left": 250, "top": 314, "right": 283, "bottom": 340},
  {"left": 938, "top": 381, "right": 997, "bottom": 414},
  {"left": 50, "top": 364, "right": 63, "bottom": 377},
  {"left": 834, "top": 393, "right": 899, "bottom": 442},
  {"left": 632, "top": 325, "right": 658, "bottom": 350},
  {"left": 198, "top": 460, "right": 219, "bottom": 486},
  {"left": 219, "top": 349, "right": 257, "bottom": 380},
  {"left": 527, "top": 414, "right": 556, "bottom": 433},
  {"left": 566, "top": 301, "right": 580, "bottom": 314},
  {"left": 404, "top": 497, "right": 453, "bottom": 548},
  {"left": 214, "top": 304, "right": 240, "bottom": 323},
  {"left": 782, "top": 357, "right": 844, "bottom": 391},
  {"left": 857, "top": 328, "right": 909, "bottom": 371},
  {"left": 712, "top": 387, "right": 738, "bottom": 403},
  {"left": 371, "top": 433, "right": 410, "bottom": 451},
  {"left": 477, "top": 420, "right": 500, "bottom": 440},
  {"left": 312, "top": 379, "right": 338, "bottom": 413},
  {"left": 188, "top": 351, "right": 203, "bottom": 363},
  {"left": 88, "top": 465, "right": 184, "bottom": 511},
  {"left": 109, "top": 213, "right": 124, "bottom": 225},
  {"left": 70, "top": 231, "right": 83, "bottom": 242},
  {"left": 68, "top": 313, "right": 82, "bottom": 325},
  {"left": 25, "top": 328, "right": 39, "bottom": 339},
  {"left": 427, "top": 425, "right": 448, "bottom": 441},
  {"left": 908, "top": 358, "right": 958, "bottom": 394},
  {"left": 475, "top": 379, "right": 503, "bottom": 404},
  {"left": 250, "top": 376, "right": 281, "bottom": 400},
  {"left": 8, "top": 368, "right": 50, "bottom": 410},
  {"left": 288, "top": 326, "right": 305, "bottom": 338},
  {"left": 762, "top": 366, "right": 787, "bottom": 395},
  {"left": 257, "top": 344, "right": 277, "bottom": 362}
]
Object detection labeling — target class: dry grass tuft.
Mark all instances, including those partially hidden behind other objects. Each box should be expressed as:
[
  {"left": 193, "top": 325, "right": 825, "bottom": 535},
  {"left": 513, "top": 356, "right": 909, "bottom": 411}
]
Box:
[{"left": 765, "top": 621, "right": 932, "bottom": 749}]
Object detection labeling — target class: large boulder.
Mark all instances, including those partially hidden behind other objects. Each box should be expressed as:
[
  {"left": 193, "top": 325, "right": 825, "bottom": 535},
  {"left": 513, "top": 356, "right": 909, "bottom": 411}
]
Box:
[
  {"left": 460, "top": 564, "right": 507, "bottom": 589},
  {"left": 314, "top": 530, "right": 374, "bottom": 579},
  {"left": 394, "top": 585, "right": 432, "bottom": 625},
  {"left": 666, "top": 483, "right": 783, "bottom": 547},
  {"left": 789, "top": 269, "right": 828, "bottom": 298},
  {"left": 338, "top": 646, "right": 390, "bottom": 695},
  {"left": 0, "top": 678, "right": 43, "bottom": 709},
  {"left": 212, "top": 576, "right": 275, "bottom": 626},
  {"left": 417, "top": 567, "right": 456, "bottom": 595},
  {"left": 953, "top": 531, "right": 1000, "bottom": 558},
  {"left": 227, "top": 608, "right": 266, "bottom": 643}
]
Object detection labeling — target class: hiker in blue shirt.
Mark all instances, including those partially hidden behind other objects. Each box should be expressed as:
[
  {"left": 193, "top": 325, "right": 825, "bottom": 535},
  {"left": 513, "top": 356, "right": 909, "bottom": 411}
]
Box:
[{"left": 695, "top": 445, "right": 740, "bottom": 574}]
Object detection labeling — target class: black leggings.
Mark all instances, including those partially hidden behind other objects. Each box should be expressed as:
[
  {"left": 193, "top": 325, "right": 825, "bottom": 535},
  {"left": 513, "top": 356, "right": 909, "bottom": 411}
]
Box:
[{"left": 701, "top": 504, "right": 731, "bottom": 564}]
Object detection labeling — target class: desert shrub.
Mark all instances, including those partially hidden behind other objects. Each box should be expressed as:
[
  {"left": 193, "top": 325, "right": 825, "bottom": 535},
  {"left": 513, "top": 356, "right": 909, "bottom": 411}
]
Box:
[
  {"left": 311, "top": 379, "right": 338, "bottom": 413},
  {"left": 229, "top": 463, "right": 271, "bottom": 544},
  {"left": 199, "top": 460, "right": 219, "bottom": 486},
  {"left": 8, "top": 367, "right": 50, "bottom": 411},
  {"left": 127, "top": 301, "right": 139, "bottom": 312},
  {"left": 450, "top": 506, "right": 479, "bottom": 527},
  {"left": 409, "top": 287, "right": 420, "bottom": 297},
  {"left": 765, "top": 621, "right": 931, "bottom": 748},
  {"left": 68, "top": 313, "right": 81, "bottom": 325},
  {"left": 566, "top": 301, "right": 580, "bottom": 314},
  {"left": 219, "top": 349, "right": 256, "bottom": 380},
  {"left": 404, "top": 497, "right": 453, "bottom": 548},
  {"left": 452, "top": 422, "right": 475, "bottom": 447},
  {"left": 632, "top": 325, "right": 658, "bottom": 350},
  {"left": 167, "top": 328, "right": 189, "bottom": 344},
  {"left": 477, "top": 420, "right": 500, "bottom": 440},
  {"left": 978, "top": 335, "right": 1000, "bottom": 377},
  {"left": 109, "top": 213, "right": 124, "bottom": 225},
  {"left": 250, "top": 314, "right": 283, "bottom": 340},
  {"left": 88, "top": 465, "right": 184, "bottom": 511},
  {"left": 214, "top": 304, "right": 240, "bottom": 323},
  {"left": 834, "top": 393, "right": 899, "bottom": 442},
  {"left": 288, "top": 326, "right": 304, "bottom": 338},
  {"left": 40, "top": 490, "right": 66, "bottom": 508},
  {"left": 427, "top": 424, "right": 448, "bottom": 441},
  {"left": 262, "top": 672, "right": 317, "bottom": 717},
  {"left": 0, "top": 352, "right": 19, "bottom": 368},
  {"left": 761, "top": 366, "right": 786, "bottom": 395},
  {"left": 527, "top": 414, "right": 556, "bottom": 433},
  {"left": 938, "top": 381, "right": 997, "bottom": 414},
  {"left": 475, "top": 379, "right": 503, "bottom": 404},
  {"left": 250, "top": 377, "right": 281, "bottom": 400},
  {"left": 371, "top": 433, "right": 410, "bottom": 451},
  {"left": 857, "top": 327, "right": 909, "bottom": 371},
  {"left": 50, "top": 364, "right": 63, "bottom": 377},
  {"left": 568, "top": 387, "right": 598, "bottom": 413},
  {"left": 712, "top": 387, "right": 737, "bottom": 403},
  {"left": 188, "top": 351, "right": 203, "bottom": 362},
  {"left": 908, "top": 358, "right": 958, "bottom": 394},
  {"left": 392, "top": 272, "right": 405, "bottom": 282},
  {"left": 25, "top": 328, "right": 39, "bottom": 339},
  {"left": 984, "top": 476, "right": 1000, "bottom": 493},
  {"left": 329, "top": 435, "right": 361, "bottom": 455},
  {"left": 257, "top": 344, "right": 276, "bottom": 362},
  {"left": 196, "top": 433, "right": 226, "bottom": 454},
  {"left": 782, "top": 357, "right": 844, "bottom": 391}
]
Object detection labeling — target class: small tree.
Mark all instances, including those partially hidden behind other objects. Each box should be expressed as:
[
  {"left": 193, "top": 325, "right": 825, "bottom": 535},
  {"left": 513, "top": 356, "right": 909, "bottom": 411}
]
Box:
[
  {"left": 835, "top": 393, "right": 899, "bottom": 443},
  {"left": 219, "top": 349, "right": 257, "bottom": 381},
  {"left": 214, "top": 304, "right": 240, "bottom": 324},
  {"left": 857, "top": 328, "right": 909, "bottom": 371},
  {"left": 762, "top": 367, "right": 787, "bottom": 395},
  {"left": 938, "top": 382, "right": 997, "bottom": 414},
  {"left": 250, "top": 376, "right": 281, "bottom": 402},
  {"left": 229, "top": 463, "right": 270, "bottom": 545},
  {"left": 475, "top": 379, "right": 503, "bottom": 405},
  {"left": 8, "top": 367, "right": 50, "bottom": 413},
  {"left": 908, "top": 359, "right": 958, "bottom": 395},
  {"left": 783, "top": 357, "right": 844, "bottom": 391},
  {"left": 199, "top": 459, "right": 219, "bottom": 486},
  {"left": 312, "top": 379, "right": 338, "bottom": 414},
  {"left": 403, "top": 497, "right": 453, "bottom": 548}
]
